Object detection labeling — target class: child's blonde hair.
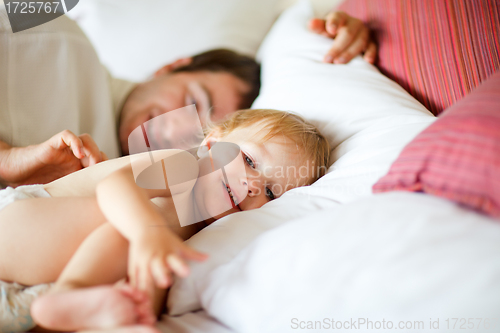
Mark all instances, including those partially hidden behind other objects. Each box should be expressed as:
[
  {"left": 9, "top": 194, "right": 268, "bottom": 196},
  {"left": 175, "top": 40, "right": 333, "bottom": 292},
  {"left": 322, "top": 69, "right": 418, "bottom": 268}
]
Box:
[{"left": 208, "top": 109, "right": 330, "bottom": 184}]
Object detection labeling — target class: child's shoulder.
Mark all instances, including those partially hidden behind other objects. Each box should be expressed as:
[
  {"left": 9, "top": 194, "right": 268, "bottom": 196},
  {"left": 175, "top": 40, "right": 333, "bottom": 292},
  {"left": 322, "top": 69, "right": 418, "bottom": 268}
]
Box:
[
  {"left": 45, "top": 149, "right": 198, "bottom": 198},
  {"left": 134, "top": 149, "right": 199, "bottom": 192}
]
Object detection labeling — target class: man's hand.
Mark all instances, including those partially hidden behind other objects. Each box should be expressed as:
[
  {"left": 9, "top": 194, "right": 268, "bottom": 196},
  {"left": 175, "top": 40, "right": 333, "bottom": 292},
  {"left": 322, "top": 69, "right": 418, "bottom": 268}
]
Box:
[
  {"left": 309, "top": 11, "right": 377, "bottom": 64},
  {"left": 0, "top": 130, "right": 107, "bottom": 187}
]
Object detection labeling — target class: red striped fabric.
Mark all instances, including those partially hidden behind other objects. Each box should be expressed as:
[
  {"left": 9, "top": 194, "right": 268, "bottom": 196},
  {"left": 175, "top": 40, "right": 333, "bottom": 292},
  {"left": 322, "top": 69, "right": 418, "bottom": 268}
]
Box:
[
  {"left": 337, "top": 0, "right": 500, "bottom": 115},
  {"left": 373, "top": 71, "right": 500, "bottom": 218}
]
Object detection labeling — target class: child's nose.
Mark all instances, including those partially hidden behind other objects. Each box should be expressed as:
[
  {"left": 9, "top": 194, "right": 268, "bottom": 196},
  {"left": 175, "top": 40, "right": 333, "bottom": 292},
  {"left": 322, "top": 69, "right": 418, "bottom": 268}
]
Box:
[
  {"left": 245, "top": 177, "right": 265, "bottom": 198},
  {"left": 227, "top": 175, "right": 249, "bottom": 204}
]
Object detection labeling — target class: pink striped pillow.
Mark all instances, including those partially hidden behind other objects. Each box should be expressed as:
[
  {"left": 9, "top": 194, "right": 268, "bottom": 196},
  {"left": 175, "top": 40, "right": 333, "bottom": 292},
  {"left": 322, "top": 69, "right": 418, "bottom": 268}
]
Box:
[
  {"left": 373, "top": 71, "right": 500, "bottom": 217},
  {"left": 337, "top": 0, "right": 500, "bottom": 116}
]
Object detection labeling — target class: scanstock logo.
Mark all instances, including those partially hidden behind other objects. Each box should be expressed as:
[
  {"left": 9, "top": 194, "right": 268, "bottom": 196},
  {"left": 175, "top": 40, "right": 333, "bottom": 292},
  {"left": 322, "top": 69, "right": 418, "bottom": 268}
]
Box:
[{"left": 5, "top": 0, "right": 79, "bottom": 32}]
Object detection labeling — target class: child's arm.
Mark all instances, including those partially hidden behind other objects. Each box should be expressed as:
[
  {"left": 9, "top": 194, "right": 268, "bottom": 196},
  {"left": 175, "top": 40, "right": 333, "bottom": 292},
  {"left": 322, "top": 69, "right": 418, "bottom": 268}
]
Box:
[
  {"left": 44, "top": 149, "right": 182, "bottom": 198},
  {"left": 95, "top": 159, "right": 207, "bottom": 293}
]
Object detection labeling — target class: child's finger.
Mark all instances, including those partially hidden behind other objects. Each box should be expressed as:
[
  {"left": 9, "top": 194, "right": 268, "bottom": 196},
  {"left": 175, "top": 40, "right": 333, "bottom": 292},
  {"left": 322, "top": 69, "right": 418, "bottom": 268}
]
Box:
[
  {"left": 133, "top": 293, "right": 156, "bottom": 325},
  {"left": 136, "top": 300, "right": 157, "bottom": 326},
  {"left": 129, "top": 264, "right": 140, "bottom": 290},
  {"left": 117, "top": 283, "right": 148, "bottom": 304},
  {"left": 139, "top": 263, "right": 155, "bottom": 292},
  {"left": 166, "top": 254, "right": 190, "bottom": 278},
  {"left": 117, "top": 284, "right": 155, "bottom": 324},
  {"left": 150, "top": 258, "right": 170, "bottom": 288},
  {"left": 181, "top": 246, "right": 209, "bottom": 262},
  {"left": 115, "top": 282, "right": 135, "bottom": 296}
]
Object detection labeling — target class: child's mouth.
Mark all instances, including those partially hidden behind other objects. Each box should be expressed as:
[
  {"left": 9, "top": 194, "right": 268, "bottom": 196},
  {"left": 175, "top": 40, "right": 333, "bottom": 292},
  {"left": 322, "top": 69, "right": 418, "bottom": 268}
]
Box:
[{"left": 223, "top": 181, "right": 241, "bottom": 211}]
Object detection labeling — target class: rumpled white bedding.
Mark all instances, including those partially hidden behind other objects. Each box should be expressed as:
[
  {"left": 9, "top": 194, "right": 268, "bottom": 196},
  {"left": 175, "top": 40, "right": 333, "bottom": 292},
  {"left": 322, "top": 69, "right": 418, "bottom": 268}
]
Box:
[
  {"left": 188, "top": 192, "right": 500, "bottom": 333},
  {"left": 158, "top": 311, "right": 234, "bottom": 333}
]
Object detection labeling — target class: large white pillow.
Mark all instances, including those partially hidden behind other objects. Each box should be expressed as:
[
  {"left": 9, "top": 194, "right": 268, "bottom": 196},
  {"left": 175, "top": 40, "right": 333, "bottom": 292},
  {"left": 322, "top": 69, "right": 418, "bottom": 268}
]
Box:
[
  {"left": 167, "top": 195, "right": 340, "bottom": 315},
  {"left": 167, "top": 0, "right": 435, "bottom": 315},
  {"left": 201, "top": 192, "right": 500, "bottom": 333},
  {"left": 68, "top": 0, "right": 284, "bottom": 81},
  {"left": 251, "top": 0, "right": 435, "bottom": 203}
]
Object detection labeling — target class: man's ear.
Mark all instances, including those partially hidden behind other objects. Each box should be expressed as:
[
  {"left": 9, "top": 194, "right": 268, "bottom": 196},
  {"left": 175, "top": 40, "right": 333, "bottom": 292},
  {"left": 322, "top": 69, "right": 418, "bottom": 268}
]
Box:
[{"left": 154, "top": 57, "right": 193, "bottom": 77}]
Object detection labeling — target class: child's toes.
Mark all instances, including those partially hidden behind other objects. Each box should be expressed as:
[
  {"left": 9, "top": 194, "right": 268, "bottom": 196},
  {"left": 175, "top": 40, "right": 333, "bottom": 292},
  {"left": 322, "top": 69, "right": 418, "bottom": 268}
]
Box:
[{"left": 135, "top": 303, "right": 156, "bottom": 325}]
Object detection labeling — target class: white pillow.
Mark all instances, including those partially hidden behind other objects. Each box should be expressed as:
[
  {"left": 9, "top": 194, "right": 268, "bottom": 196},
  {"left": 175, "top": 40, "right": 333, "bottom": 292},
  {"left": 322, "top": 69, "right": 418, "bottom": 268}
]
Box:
[
  {"left": 201, "top": 192, "right": 500, "bottom": 333},
  {"left": 251, "top": 0, "right": 435, "bottom": 203},
  {"left": 167, "top": 195, "right": 340, "bottom": 315},
  {"left": 68, "top": 0, "right": 284, "bottom": 81},
  {"left": 167, "top": 0, "right": 435, "bottom": 315}
]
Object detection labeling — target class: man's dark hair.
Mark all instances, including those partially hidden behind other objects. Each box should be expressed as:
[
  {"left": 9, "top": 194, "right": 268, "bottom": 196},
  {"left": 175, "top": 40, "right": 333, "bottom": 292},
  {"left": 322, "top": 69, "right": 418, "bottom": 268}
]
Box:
[{"left": 172, "top": 48, "right": 261, "bottom": 109}]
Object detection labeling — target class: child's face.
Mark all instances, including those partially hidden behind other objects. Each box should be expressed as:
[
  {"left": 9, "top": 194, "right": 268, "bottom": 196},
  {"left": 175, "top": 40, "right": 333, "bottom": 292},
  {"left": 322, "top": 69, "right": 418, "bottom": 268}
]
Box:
[{"left": 194, "top": 124, "right": 314, "bottom": 222}]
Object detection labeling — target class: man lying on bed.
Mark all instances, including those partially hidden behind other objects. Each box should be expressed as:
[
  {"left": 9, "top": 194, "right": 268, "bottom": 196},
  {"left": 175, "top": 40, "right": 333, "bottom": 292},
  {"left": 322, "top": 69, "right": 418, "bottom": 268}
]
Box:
[{"left": 0, "top": 10, "right": 376, "bottom": 189}]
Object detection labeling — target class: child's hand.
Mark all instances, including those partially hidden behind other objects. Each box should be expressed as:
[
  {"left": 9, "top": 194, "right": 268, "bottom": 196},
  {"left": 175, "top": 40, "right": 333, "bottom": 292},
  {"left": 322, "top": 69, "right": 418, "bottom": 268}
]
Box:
[{"left": 128, "top": 228, "right": 208, "bottom": 292}]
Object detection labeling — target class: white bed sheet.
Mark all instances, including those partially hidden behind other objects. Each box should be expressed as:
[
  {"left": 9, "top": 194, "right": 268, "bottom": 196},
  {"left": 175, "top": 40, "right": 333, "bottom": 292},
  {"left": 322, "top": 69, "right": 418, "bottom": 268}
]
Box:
[{"left": 158, "top": 311, "right": 234, "bottom": 333}]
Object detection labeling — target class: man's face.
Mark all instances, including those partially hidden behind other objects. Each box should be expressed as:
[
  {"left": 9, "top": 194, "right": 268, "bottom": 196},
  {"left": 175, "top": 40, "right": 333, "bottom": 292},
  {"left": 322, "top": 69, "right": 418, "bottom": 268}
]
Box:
[{"left": 119, "top": 71, "right": 250, "bottom": 155}]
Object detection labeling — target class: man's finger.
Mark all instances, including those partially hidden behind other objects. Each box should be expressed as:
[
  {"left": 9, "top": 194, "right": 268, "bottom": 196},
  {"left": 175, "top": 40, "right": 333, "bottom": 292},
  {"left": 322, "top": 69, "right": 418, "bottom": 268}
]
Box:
[
  {"left": 53, "top": 130, "right": 85, "bottom": 158},
  {"left": 308, "top": 18, "right": 335, "bottom": 38},
  {"left": 79, "top": 133, "right": 102, "bottom": 167},
  {"left": 333, "top": 27, "right": 370, "bottom": 64},
  {"left": 308, "top": 18, "right": 327, "bottom": 35},
  {"left": 101, "top": 151, "right": 109, "bottom": 161},
  {"left": 325, "top": 11, "right": 348, "bottom": 36},
  {"left": 323, "top": 20, "right": 363, "bottom": 63},
  {"left": 363, "top": 41, "right": 377, "bottom": 64}
]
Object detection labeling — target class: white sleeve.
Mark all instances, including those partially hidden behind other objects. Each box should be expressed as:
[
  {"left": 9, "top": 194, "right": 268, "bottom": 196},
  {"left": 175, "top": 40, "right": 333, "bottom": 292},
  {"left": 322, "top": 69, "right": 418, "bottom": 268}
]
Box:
[
  {"left": 106, "top": 68, "right": 138, "bottom": 121},
  {"left": 0, "top": 6, "right": 121, "bottom": 158}
]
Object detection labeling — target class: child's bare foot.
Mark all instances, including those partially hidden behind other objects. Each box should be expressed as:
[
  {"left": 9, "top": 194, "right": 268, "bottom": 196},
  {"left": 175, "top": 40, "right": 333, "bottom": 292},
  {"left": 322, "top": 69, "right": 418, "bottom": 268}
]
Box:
[{"left": 31, "top": 284, "right": 156, "bottom": 331}]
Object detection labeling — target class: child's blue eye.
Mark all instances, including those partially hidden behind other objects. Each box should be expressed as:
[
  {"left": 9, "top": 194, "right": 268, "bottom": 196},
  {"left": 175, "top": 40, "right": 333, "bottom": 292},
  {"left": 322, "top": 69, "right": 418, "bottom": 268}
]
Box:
[
  {"left": 242, "top": 152, "right": 274, "bottom": 200},
  {"left": 244, "top": 154, "right": 255, "bottom": 168},
  {"left": 266, "top": 187, "right": 275, "bottom": 200}
]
